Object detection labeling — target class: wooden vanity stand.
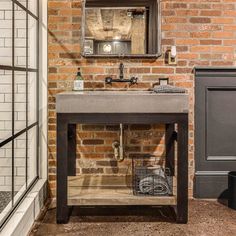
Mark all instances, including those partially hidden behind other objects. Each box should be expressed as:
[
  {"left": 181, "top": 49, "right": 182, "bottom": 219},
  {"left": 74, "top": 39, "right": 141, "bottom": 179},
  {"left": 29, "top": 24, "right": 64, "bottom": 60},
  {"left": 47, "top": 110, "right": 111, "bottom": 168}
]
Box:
[{"left": 56, "top": 112, "right": 188, "bottom": 224}]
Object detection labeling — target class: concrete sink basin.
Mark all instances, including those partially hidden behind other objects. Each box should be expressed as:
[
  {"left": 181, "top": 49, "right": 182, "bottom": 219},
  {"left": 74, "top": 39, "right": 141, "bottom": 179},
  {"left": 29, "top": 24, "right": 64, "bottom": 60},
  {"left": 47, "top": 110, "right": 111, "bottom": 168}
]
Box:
[{"left": 56, "top": 90, "right": 189, "bottom": 113}]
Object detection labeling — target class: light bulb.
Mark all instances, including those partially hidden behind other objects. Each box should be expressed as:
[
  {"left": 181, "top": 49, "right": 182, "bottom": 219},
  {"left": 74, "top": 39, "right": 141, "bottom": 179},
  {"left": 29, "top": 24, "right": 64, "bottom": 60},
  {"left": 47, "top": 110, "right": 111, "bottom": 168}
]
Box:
[{"left": 170, "top": 46, "right": 177, "bottom": 58}]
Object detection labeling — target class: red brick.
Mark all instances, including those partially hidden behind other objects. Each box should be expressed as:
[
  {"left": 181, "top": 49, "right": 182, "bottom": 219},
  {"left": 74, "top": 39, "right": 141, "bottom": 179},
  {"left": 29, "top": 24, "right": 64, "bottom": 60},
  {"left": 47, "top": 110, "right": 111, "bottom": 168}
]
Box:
[
  {"left": 165, "top": 17, "right": 187, "bottom": 23},
  {"left": 152, "top": 68, "right": 174, "bottom": 74},
  {"left": 48, "top": 16, "right": 70, "bottom": 23},
  {"left": 176, "top": 10, "right": 199, "bottom": 16},
  {"left": 224, "top": 39, "right": 236, "bottom": 46},
  {"left": 166, "top": 3, "right": 187, "bottom": 9},
  {"left": 200, "top": 10, "right": 222, "bottom": 16},
  {"left": 223, "top": 10, "right": 236, "bottom": 16},
  {"left": 129, "top": 68, "right": 150, "bottom": 73},
  {"left": 83, "top": 139, "right": 104, "bottom": 145},
  {"left": 213, "top": 46, "right": 233, "bottom": 53},
  {"left": 48, "top": 2, "right": 70, "bottom": 8},
  {"left": 59, "top": 9, "right": 81, "bottom": 16},
  {"left": 178, "top": 53, "right": 199, "bottom": 60},
  {"left": 212, "top": 31, "right": 234, "bottom": 38},
  {"left": 190, "top": 4, "right": 211, "bottom": 9},
  {"left": 176, "top": 39, "right": 199, "bottom": 45},
  {"left": 200, "top": 40, "right": 222, "bottom": 45},
  {"left": 82, "top": 67, "right": 105, "bottom": 74},
  {"left": 191, "top": 46, "right": 211, "bottom": 52},
  {"left": 190, "top": 17, "right": 211, "bottom": 23},
  {"left": 162, "top": 10, "right": 175, "bottom": 16},
  {"left": 212, "top": 18, "right": 234, "bottom": 24},
  {"left": 176, "top": 68, "right": 193, "bottom": 74}
]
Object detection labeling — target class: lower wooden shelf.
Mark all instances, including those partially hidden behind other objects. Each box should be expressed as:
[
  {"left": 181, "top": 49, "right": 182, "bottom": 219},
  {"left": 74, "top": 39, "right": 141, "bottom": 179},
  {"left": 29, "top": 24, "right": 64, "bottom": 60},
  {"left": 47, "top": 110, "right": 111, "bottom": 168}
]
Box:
[{"left": 68, "top": 175, "right": 176, "bottom": 206}]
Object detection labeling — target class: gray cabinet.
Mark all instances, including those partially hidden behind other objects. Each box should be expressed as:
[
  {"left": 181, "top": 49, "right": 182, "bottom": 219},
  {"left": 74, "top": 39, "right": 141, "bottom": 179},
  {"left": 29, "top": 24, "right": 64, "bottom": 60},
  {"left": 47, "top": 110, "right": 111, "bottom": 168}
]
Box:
[{"left": 195, "top": 68, "right": 236, "bottom": 198}]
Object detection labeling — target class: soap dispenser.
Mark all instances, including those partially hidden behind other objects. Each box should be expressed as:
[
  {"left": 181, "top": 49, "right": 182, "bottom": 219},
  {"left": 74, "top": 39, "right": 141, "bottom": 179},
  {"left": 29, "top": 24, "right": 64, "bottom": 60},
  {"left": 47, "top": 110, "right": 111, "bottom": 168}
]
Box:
[{"left": 73, "top": 68, "right": 84, "bottom": 91}]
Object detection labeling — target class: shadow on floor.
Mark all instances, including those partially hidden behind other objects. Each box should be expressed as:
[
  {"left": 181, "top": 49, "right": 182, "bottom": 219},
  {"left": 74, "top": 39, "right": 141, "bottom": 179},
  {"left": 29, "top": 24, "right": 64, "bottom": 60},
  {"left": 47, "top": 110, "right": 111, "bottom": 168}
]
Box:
[
  {"left": 42, "top": 206, "right": 176, "bottom": 224},
  {"left": 70, "top": 206, "right": 176, "bottom": 223},
  {"left": 217, "top": 189, "right": 228, "bottom": 207}
]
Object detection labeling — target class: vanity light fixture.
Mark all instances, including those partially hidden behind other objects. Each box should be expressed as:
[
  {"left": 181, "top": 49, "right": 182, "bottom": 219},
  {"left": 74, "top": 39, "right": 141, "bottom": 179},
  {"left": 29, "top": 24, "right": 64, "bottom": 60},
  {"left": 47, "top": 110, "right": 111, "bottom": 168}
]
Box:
[
  {"left": 168, "top": 45, "right": 177, "bottom": 65},
  {"left": 103, "top": 44, "right": 112, "bottom": 53},
  {"left": 114, "top": 36, "right": 121, "bottom": 40}
]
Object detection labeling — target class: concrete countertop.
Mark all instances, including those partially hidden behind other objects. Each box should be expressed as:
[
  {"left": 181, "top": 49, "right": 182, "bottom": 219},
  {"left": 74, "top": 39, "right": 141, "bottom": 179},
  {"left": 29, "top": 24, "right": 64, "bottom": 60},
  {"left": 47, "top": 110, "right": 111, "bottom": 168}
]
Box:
[{"left": 56, "top": 90, "right": 189, "bottom": 114}]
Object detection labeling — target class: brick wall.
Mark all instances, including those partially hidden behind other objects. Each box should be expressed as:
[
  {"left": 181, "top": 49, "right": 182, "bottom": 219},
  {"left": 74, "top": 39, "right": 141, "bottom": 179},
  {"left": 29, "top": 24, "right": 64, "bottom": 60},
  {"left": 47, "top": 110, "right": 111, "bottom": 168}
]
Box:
[{"left": 48, "top": 0, "right": 236, "bottom": 197}]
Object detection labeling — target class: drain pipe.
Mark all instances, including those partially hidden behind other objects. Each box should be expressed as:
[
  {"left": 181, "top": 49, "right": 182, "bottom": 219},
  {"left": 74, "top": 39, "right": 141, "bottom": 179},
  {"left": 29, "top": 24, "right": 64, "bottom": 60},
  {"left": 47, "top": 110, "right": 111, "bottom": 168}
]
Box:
[
  {"left": 119, "top": 123, "right": 124, "bottom": 161},
  {"left": 112, "top": 124, "right": 124, "bottom": 162}
]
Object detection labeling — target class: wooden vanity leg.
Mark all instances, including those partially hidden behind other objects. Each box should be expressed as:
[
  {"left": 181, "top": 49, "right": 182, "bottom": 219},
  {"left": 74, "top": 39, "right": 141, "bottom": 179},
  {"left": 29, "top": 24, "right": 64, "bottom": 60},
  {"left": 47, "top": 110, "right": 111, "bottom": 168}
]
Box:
[
  {"left": 165, "top": 124, "right": 175, "bottom": 176},
  {"left": 57, "top": 114, "right": 69, "bottom": 223},
  {"left": 68, "top": 124, "right": 76, "bottom": 176},
  {"left": 176, "top": 115, "right": 188, "bottom": 224}
]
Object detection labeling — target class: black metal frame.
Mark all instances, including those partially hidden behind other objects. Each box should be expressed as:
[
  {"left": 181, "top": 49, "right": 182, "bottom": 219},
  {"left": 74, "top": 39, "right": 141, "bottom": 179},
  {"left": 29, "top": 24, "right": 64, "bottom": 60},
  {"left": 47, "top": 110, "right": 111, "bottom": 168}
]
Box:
[
  {"left": 56, "top": 113, "right": 188, "bottom": 224},
  {"left": 0, "top": 0, "right": 39, "bottom": 229}
]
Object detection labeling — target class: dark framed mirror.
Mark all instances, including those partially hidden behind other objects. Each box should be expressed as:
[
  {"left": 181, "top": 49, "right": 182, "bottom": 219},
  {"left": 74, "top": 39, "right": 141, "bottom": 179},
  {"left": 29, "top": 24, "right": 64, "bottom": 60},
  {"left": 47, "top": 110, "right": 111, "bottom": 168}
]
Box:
[{"left": 82, "top": 0, "right": 161, "bottom": 58}]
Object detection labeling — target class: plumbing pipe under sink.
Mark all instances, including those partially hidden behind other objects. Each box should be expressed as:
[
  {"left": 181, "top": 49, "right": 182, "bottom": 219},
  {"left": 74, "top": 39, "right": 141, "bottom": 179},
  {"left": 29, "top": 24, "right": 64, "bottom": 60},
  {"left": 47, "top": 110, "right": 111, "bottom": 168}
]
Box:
[{"left": 112, "top": 124, "right": 124, "bottom": 162}]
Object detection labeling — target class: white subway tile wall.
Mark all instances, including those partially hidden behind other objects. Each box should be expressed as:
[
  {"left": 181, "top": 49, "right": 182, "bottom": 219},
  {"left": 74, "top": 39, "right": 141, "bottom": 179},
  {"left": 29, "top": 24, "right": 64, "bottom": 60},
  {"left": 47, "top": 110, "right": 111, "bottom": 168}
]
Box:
[
  {"left": 27, "top": 126, "right": 37, "bottom": 186},
  {"left": 14, "top": 4, "right": 27, "bottom": 67},
  {"left": 28, "top": 72, "right": 37, "bottom": 124},
  {"left": 16, "top": 0, "right": 27, "bottom": 9},
  {"left": 0, "top": 141, "right": 12, "bottom": 192},
  {"left": 0, "top": 1, "right": 12, "bottom": 66},
  {"left": 28, "top": 0, "right": 37, "bottom": 16},
  {"left": 0, "top": 70, "right": 12, "bottom": 142},
  {"left": 14, "top": 133, "right": 26, "bottom": 202},
  {"left": 28, "top": 16, "right": 37, "bottom": 69},
  {"left": 14, "top": 71, "right": 26, "bottom": 134}
]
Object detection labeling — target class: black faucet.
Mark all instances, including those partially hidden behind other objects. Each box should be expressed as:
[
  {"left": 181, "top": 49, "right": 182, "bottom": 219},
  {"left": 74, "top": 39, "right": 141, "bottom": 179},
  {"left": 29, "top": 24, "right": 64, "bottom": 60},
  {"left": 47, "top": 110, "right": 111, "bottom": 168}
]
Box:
[
  {"left": 105, "top": 63, "right": 138, "bottom": 85},
  {"left": 119, "top": 63, "right": 124, "bottom": 80}
]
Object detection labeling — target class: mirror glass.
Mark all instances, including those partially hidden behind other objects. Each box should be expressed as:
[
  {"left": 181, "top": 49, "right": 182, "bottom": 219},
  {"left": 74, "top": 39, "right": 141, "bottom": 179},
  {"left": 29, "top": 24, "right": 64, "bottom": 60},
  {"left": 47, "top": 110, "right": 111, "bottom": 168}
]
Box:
[{"left": 84, "top": 7, "right": 148, "bottom": 55}]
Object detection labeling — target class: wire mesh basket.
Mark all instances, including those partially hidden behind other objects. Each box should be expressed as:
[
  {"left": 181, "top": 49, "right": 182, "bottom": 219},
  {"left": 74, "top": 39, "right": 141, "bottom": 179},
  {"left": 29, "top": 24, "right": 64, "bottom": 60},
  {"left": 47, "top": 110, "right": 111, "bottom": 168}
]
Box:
[{"left": 132, "top": 158, "right": 173, "bottom": 196}]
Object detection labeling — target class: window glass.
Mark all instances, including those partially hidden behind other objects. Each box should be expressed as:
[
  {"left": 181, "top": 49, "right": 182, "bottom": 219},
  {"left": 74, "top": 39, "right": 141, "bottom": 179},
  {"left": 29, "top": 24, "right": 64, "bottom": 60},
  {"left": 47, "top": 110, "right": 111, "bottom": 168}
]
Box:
[
  {"left": 27, "top": 126, "right": 37, "bottom": 185},
  {"left": 0, "top": 1, "right": 12, "bottom": 66},
  {"left": 14, "top": 71, "right": 26, "bottom": 134},
  {"left": 28, "top": 15, "right": 37, "bottom": 69},
  {"left": 0, "top": 141, "right": 13, "bottom": 223},
  {"left": 29, "top": 0, "right": 38, "bottom": 17},
  {"left": 15, "top": 0, "right": 27, "bottom": 9},
  {"left": 14, "top": 4, "right": 27, "bottom": 67},
  {"left": 28, "top": 72, "right": 37, "bottom": 125},
  {"left": 13, "top": 133, "right": 26, "bottom": 204},
  {"left": 0, "top": 70, "right": 12, "bottom": 142},
  {"left": 0, "top": 0, "right": 39, "bottom": 227}
]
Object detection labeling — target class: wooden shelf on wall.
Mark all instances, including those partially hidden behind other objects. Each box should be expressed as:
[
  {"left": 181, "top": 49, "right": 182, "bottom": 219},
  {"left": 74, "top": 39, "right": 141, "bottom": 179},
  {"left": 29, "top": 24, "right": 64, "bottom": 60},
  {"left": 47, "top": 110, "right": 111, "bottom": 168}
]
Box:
[{"left": 68, "top": 175, "right": 176, "bottom": 206}]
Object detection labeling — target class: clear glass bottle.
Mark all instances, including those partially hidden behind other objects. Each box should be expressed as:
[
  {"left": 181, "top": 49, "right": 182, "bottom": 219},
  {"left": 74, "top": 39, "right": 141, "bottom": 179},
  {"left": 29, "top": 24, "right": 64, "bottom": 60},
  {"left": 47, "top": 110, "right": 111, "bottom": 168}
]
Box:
[{"left": 73, "top": 68, "right": 84, "bottom": 91}]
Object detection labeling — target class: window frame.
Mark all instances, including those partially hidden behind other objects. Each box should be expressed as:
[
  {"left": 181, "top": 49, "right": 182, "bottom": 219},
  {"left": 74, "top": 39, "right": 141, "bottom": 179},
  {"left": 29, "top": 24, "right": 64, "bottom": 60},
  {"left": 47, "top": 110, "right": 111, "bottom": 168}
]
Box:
[{"left": 0, "top": 0, "right": 39, "bottom": 229}]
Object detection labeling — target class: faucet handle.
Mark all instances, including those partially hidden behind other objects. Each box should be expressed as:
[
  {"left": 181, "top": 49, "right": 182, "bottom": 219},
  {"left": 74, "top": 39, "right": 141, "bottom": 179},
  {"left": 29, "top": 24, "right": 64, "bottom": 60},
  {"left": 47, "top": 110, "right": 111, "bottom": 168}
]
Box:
[
  {"left": 130, "top": 77, "right": 138, "bottom": 84},
  {"left": 105, "top": 77, "right": 113, "bottom": 84}
]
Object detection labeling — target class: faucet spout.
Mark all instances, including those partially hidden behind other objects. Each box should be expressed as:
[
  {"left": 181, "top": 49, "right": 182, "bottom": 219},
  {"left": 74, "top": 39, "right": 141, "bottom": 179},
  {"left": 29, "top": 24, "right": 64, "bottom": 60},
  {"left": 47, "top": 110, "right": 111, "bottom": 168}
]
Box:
[
  {"left": 119, "top": 63, "right": 124, "bottom": 80},
  {"left": 112, "top": 123, "right": 125, "bottom": 162}
]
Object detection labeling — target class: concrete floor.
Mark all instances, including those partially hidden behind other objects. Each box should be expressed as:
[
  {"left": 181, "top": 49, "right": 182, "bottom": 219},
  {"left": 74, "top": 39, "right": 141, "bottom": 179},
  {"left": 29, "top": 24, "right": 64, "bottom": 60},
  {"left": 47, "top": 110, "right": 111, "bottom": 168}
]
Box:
[
  {"left": 29, "top": 200, "right": 236, "bottom": 236},
  {"left": 0, "top": 191, "right": 11, "bottom": 213}
]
